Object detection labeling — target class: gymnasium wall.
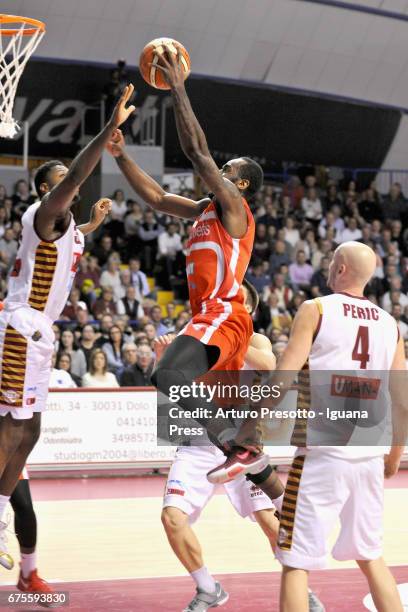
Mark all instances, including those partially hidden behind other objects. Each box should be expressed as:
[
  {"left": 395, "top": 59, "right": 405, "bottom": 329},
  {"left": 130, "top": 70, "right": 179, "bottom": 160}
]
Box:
[{"left": 2, "top": 59, "right": 401, "bottom": 172}]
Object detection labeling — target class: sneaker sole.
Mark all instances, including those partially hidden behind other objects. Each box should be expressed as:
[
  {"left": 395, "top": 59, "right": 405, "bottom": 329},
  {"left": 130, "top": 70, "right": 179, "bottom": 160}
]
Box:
[
  {"left": 207, "top": 455, "right": 270, "bottom": 484},
  {"left": 0, "top": 556, "right": 14, "bottom": 570},
  {"left": 213, "top": 591, "right": 229, "bottom": 607}
]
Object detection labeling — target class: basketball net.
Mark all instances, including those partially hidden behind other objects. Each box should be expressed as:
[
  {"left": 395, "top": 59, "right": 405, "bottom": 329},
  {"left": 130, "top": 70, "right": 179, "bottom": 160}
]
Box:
[{"left": 0, "top": 18, "right": 45, "bottom": 138}]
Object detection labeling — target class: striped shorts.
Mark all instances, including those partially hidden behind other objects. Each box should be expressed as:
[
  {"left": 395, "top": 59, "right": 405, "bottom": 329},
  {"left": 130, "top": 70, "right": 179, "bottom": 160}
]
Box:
[{"left": 0, "top": 305, "right": 54, "bottom": 420}]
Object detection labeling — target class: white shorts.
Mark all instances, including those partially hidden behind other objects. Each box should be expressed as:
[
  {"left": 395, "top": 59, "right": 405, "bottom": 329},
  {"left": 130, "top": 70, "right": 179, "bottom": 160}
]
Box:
[
  {"left": 163, "top": 446, "right": 274, "bottom": 523},
  {"left": 0, "top": 305, "right": 54, "bottom": 420},
  {"left": 276, "top": 452, "right": 384, "bottom": 570}
]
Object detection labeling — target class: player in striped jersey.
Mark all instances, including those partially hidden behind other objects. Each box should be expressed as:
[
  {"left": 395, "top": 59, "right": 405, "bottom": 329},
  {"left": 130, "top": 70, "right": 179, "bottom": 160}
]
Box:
[
  {"left": 272, "top": 242, "right": 405, "bottom": 612},
  {"left": 0, "top": 85, "right": 135, "bottom": 576}
]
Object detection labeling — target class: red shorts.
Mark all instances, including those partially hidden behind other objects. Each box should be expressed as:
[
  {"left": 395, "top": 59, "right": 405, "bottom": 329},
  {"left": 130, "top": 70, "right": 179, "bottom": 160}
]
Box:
[{"left": 178, "top": 299, "right": 253, "bottom": 371}]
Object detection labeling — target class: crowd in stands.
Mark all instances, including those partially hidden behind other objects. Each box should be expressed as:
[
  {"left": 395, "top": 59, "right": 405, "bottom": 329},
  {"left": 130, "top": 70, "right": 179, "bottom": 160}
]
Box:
[{"left": 1, "top": 169, "right": 408, "bottom": 387}]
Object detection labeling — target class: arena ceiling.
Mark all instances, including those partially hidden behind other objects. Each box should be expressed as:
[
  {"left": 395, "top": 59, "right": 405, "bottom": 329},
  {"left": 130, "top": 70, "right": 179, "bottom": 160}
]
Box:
[{"left": 5, "top": 0, "right": 408, "bottom": 109}]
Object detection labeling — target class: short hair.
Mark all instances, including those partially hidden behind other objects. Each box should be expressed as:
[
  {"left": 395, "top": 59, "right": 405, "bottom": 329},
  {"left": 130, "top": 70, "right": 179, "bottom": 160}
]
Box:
[
  {"left": 34, "top": 160, "right": 63, "bottom": 198},
  {"left": 242, "top": 278, "right": 259, "bottom": 314},
  {"left": 239, "top": 157, "right": 264, "bottom": 199}
]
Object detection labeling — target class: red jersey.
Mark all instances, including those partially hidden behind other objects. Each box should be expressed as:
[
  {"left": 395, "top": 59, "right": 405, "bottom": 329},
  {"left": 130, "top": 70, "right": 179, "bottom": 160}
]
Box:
[{"left": 186, "top": 198, "right": 255, "bottom": 316}]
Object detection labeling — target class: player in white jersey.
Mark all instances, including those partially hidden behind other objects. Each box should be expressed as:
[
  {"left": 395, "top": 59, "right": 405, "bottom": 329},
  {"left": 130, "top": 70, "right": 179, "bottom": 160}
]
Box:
[
  {"left": 158, "top": 282, "right": 325, "bottom": 612},
  {"left": 0, "top": 84, "right": 135, "bottom": 571},
  {"left": 272, "top": 242, "right": 406, "bottom": 612}
]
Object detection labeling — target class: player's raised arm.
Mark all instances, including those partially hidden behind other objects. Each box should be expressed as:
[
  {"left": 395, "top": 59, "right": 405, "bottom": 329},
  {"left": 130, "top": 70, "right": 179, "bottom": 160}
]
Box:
[
  {"left": 157, "top": 45, "right": 249, "bottom": 238},
  {"left": 36, "top": 85, "right": 135, "bottom": 237},
  {"left": 107, "top": 129, "right": 209, "bottom": 219},
  {"left": 77, "top": 198, "right": 112, "bottom": 236}
]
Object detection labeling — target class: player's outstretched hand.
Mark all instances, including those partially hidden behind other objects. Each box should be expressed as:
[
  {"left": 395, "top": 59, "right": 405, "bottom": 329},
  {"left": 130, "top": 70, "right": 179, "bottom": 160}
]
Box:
[
  {"left": 90, "top": 198, "right": 112, "bottom": 226},
  {"left": 109, "top": 84, "right": 136, "bottom": 128},
  {"left": 384, "top": 453, "right": 400, "bottom": 479},
  {"left": 154, "top": 333, "right": 176, "bottom": 360},
  {"left": 154, "top": 44, "right": 185, "bottom": 89},
  {"left": 106, "top": 129, "right": 126, "bottom": 157}
]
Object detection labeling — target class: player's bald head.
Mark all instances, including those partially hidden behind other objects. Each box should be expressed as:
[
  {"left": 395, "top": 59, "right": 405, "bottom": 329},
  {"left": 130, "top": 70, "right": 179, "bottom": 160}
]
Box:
[{"left": 328, "top": 241, "right": 376, "bottom": 292}]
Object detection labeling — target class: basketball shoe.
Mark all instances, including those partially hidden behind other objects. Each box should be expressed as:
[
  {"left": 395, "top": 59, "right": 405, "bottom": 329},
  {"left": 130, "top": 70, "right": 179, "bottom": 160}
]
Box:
[
  {"left": 184, "top": 581, "right": 229, "bottom": 611},
  {"left": 17, "top": 569, "right": 61, "bottom": 608},
  {"left": 0, "top": 518, "right": 14, "bottom": 570},
  {"left": 207, "top": 447, "right": 270, "bottom": 484},
  {"left": 308, "top": 589, "right": 326, "bottom": 611}
]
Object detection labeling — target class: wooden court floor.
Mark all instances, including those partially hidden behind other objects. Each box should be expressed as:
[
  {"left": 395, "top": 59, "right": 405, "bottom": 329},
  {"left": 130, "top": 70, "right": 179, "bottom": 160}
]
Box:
[{"left": 0, "top": 474, "right": 406, "bottom": 610}]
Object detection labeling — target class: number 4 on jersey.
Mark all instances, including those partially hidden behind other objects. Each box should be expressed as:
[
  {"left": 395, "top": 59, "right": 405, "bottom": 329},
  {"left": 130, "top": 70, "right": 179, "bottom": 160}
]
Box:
[{"left": 352, "top": 325, "right": 369, "bottom": 369}]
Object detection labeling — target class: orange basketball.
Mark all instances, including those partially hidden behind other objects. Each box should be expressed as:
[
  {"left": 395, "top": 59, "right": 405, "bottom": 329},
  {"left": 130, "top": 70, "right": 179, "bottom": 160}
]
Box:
[{"left": 139, "top": 37, "right": 191, "bottom": 90}]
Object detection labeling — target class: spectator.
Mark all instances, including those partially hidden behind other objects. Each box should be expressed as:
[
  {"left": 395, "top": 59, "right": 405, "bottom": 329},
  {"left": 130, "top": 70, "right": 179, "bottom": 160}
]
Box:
[
  {"left": 301, "top": 187, "right": 322, "bottom": 222},
  {"left": 0, "top": 184, "right": 7, "bottom": 206},
  {"left": 82, "top": 349, "right": 119, "bottom": 388},
  {"left": 104, "top": 189, "right": 128, "bottom": 248},
  {"left": 0, "top": 207, "right": 9, "bottom": 239},
  {"left": 157, "top": 222, "right": 182, "bottom": 287},
  {"left": 95, "top": 314, "right": 114, "bottom": 347},
  {"left": 49, "top": 352, "right": 77, "bottom": 388},
  {"left": 263, "top": 273, "right": 293, "bottom": 309},
  {"left": 58, "top": 329, "right": 87, "bottom": 380},
  {"left": 288, "top": 291, "right": 307, "bottom": 316},
  {"left": 92, "top": 286, "right": 118, "bottom": 320},
  {"left": 382, "top": 278, "right": 408, "bottom": 312},
  {"left": 381, "top": 183, "right": 405, "bottom": 221},
  {"left": 269, "top": 240, "right": 291, "bottom": 276},
  {"left": 150, "top": 305, "right": 170, "bottom": 336},
  {"left": 337, "top": 217, "right": 362, "bottom": 243},
  {"left": 100, "top": 255, "right": 122, "bottom": 300},
  {"left": 117, "top": 285, "right": 143, "bottom": 320},
  {"left": 129, "top": 257, "right": 150, "bottom": 301},
  {"left": 0, "top": 227, "right": 18, "bottom": 273},
  {"left": 246, "top": 263, "right": 271, "bottom": 293},
  {"left": 282, "top": 217, "right": 300, "bottom": 249},
  {"left": 78, "top": 324, "right": 97, "bottom": 369},
  {"left": 163, "top": 302, "right": 177, "bottom": 329},
  {"left": 266, "top": 294, "right": 292, "bottom": 332},
  {"left": 391, "top": 303, "right": 408, "bottom": 339},
  {"left": 124, "top": 201, "right": 143, "bottom": 237},
  {"left": 289, "top": 250, "right": 314, "bottom": 291},
  {"left": 116, "top": 342, "right": 138, "bottom": 379},
  {"left": 11, "top": 179, "right": 35, "bottom": 217},
  {"left": 358, "top": 187, "right": 383, "bottom": 222},
  {"left": 118, "top": 268, "right": 132, "bottom": 298},
  {"left": 102, "top": 324, "right": 125, "bottom": 373},
  {"left": 324, "top": 184, "right": 342, "bottom": 211},
  {"left": 91, "top": 234, "right": 114, "bottom": 267},
  {"left": 138, "top": 210, "right": 162, "bottom": 273},
  {"left": 253, "top": 224, "right": 270, "bottom": 261},
  {"left": 119, "top": 344, "right": 154, "bottom": 387},
  {"left": 310, "top": 256, "right": 331, "bottom": 296},
  {"left": 143, "top": 322, "right": 157, "bottom": 343},
  {"left": 75, "top": 256, "right": 101, "bottom": 292},
  {"left": 60, "top": 288, "right": 88, "bottom": 321}
]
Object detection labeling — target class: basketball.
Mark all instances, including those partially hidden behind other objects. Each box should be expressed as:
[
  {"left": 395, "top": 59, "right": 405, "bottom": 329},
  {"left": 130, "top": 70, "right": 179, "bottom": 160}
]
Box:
[{"left": 139, "top": 37, "right": 191, "bottom": 90}]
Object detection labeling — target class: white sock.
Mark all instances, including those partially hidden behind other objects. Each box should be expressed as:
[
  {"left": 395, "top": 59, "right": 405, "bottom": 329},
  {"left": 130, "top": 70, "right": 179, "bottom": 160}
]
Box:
[
  {"left": 190, "top": 566, "right": 216, "bottom": 593},
  {"left": 273, "top": 493, "right": 284, "bottom": 513},
  {"left": 21, "top": 552, "right": 37, "bottom": 578},
  {"left": 0, "top": 495, "right": 10, "bottom": 522}
]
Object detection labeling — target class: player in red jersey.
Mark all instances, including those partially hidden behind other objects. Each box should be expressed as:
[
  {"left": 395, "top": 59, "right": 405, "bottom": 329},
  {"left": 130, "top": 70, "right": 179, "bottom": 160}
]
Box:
[{"left": 107, "top": 44, "right": 268, "bottom": 475}]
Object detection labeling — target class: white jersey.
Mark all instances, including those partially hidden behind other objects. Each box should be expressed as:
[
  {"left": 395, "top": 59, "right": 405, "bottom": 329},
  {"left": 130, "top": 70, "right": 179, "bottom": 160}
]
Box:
[
  {"left": 302, "top": 292, "right": 399, "bottom": 459},
  {"left": 5, "top": 201, "right": 84, "bottom": 322},
  {"left": 310, "top": 292, "right": 398, "bottom": 371}
]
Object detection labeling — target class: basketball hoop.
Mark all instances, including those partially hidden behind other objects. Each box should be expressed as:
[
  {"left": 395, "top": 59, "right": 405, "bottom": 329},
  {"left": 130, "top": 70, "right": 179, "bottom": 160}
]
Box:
[{"left": 0, "top": 14, "right": 45, "bottom": 139}]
